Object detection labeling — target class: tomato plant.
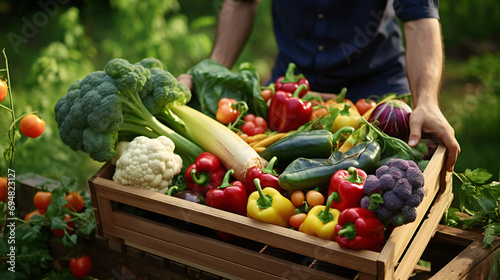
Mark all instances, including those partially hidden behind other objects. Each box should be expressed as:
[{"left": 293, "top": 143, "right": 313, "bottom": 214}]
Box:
[
  {"left": 52, "top": 214, "right": 75, "bottom": 238},
  {"left": 33, "top": 191, "right": 52, "bottom": 211},
  {"left": 19, "top": 114, "right": 45, "bottom": 138},
  {"left": 355, "top": 98, "right": 377, "bottom": 116},
  {"left": 69, "top": 254, "right": 93, "bottom": 279},
  {"left": 0, "top": 177, "right": 7, "bottom": 203},
  {"left": 0, "top": 80, "right": 7, "bottom": 102},
  {"left": 64, "top": 191, "right": 85, "bottom": 212}
]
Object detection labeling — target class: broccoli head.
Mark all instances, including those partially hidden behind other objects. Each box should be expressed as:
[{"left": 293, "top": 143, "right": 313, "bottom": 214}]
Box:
[{"left": 54, "top": 57, "right": 203, "bottom": 164}]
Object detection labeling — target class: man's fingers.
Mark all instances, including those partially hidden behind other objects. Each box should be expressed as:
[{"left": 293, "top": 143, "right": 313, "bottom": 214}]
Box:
[
  {"left": 177, "top": 74, "right": 193, "bottom": 90},
  {"left": 408, "top": 115, "right": 423, "bottom": 147}
]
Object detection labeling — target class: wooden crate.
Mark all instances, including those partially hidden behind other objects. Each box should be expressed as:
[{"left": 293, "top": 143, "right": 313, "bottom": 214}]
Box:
[{"left": 89, "top": 145, "right": 453, "bottom": 280}]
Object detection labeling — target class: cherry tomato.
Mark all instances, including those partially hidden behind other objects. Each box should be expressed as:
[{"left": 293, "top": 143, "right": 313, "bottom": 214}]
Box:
[
  {"left": 243, "top": 114, "right": 256, "bottom": 123},
  {"left": 241, "top": 114, "right": 268, "bottom": 136},
  {"left": 33, "top": 191, "right": 52, "bottom": 211},
  {"left": 0, "top": 80, "right": 7, "bottom": 102},
  {"left": 216, "top": 105, "right": 239, "bottom": 124},
  {"left": 306, "top": 190, "right": 325, "bottom": 208},
  {"left": 0, "top": 177, "right": 7, "bottom": 203},
  {"left": 218, "top": 98, "right": 237, "bottom": 108},
  {"left": 355, "top": 98, "right": 377, "bottom": 116},
  {"left": 69, "top": 254, "right": 93, "bottom": 279},
  {"left": 289, "top": 213, "right": 307, "bottom": 230},
  {"left": 290, "top": 190, "right": 305, "bottom": 208},
  {"left": 52, "top": 214, "right": 75, "bottom": 238},
  {"left": 19, "top": 114, "right": 45, "bottom": 138},
  {"left": 253, "top": 116, "right": 268, "bottom": 130},
  {"left": 24, "top": 209, "right": 45, "bottom": 221},
  {"left": 311, "top": 107, "right": 329, "bottom": 121},
  {"left": 64, "top": 191, "right": 85, "bottom": 212},
  {"left": 261, "top": 89, "right": 273, "bottom": 102}
]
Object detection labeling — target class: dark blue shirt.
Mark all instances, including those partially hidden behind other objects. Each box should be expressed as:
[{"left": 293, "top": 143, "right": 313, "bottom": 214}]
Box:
[{"left": 270, "top": 0, "right": 439, "bottom": 101}]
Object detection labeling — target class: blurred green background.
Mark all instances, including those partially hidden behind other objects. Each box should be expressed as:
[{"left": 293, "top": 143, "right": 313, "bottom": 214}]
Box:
[{"left": 1, "top": 0, "right": 499, "bottom": 200}]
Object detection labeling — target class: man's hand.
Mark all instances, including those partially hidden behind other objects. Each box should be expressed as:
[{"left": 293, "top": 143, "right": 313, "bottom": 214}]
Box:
[
  {"left": 404, "top": 18, "right": 460, "bottom": 172},
  {"left": 408, "top": 102, "right": 460, "bottom": 172},
  {"left": 177, "top": 74, "right": 193, "bottom": 90}
]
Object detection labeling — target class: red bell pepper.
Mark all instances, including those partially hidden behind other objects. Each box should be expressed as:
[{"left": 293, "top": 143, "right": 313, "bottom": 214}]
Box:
[
  {"left": 185, "top": 152, "right": 226, "bottom": 195},
  {"left": 206, "top": 169, "right": 248, "bottom": 216},
  {"left": 245, "top": 156, "right": 283, "bottom": 195},
  {"left": 328, "top": 167, "right": 367, "bottom": 212},
  {"left": 334, "top": 207, "right": 386, "bottom": 251},
  {"left": 206, "top": 169, "right": 248, "bottom": 241},
  {"left": 275, "top": 63, "right": 310, "bottom": 98},
  {"left": 268, "top": 84, "right": 313, "bottom": 132}
]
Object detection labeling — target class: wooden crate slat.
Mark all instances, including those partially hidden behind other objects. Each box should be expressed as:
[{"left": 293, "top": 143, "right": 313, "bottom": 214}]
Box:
[
  {"left": 430, "top": 236, "right": 500, "bottom": 279},
  {"left": 393, "top": 171, "right": 454, "bottom": 280},
  {"left": 110, "top": 210, "right": 343, "bottom": 279},
  {"left": 378, "top": 145, "right": 446, "bottom": 268},
  {"left": 89, "top": 145, "right": 451, "bottom": 279},
  {"left": 102, "top": 223, "right": 351, "bottom": 280},
  {"left": 91, "top": 178, "right": 380, "bottom": 274}
]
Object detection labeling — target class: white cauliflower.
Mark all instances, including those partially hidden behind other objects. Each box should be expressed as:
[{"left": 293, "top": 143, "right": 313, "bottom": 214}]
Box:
[{"left": 112, "top": 136, "right": 183, "bottom": 193}]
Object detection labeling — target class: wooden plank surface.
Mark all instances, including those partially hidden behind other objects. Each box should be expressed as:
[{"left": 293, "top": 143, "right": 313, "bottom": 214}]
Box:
[{"left": 92, "top": 177, "right": 380, "bottom": 274}]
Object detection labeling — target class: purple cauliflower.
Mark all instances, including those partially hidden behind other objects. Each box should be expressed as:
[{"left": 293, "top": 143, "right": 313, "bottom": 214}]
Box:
[{"left": 362, "top": 159, "right": 425, "bottom": 226}]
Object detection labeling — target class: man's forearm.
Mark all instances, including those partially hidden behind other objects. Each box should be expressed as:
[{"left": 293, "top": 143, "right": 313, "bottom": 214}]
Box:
[
  {"left": 403, "top": 18, "right": 443, "bottom": 107},
  {"left": 211, "top": 0, "right": 260, "bottom": 69}
]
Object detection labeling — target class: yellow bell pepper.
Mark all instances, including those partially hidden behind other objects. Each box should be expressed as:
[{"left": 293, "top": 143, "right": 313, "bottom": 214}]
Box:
[
  {"left": 301, "top": 192, "right": 341, "bottom": 240},
  {"left": 332, "top": 102, "right": 362, "bottom": 133},
  {"left": 247, "top": 178, "right": 296, "bottom": 227}
]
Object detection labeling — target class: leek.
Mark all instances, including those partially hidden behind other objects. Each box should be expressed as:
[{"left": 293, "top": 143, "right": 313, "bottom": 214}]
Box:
[{"left": 166, "top": 105, "right": 267, "bottom": 182}]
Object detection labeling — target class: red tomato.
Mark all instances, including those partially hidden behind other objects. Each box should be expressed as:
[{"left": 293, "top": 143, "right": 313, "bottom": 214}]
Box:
[
  {"left": 19, "top": 114, "right": 45, "bottom": 138},
  {"left": 355, "top": 98, "right": 377, "bottom": 116},
  {"left": 24, "top": 209, "right": 45, "bottom": 221},
  {"left": 0, "top": 80, "right": 7, "bottom": 102},
  {"left": 69, "top": 254, "right": 93, "bottom": 279},
  {"left": 0, "top": 177, "right": 7, "bottom": 203},
  {"left": 64, "top": 191, "right": 85, "bottom": 212},
  {"left": 33, "top": 191, "right": 51, "bottom": 211},
  {"left": 52, "top": 214, "right": 75, "bottom": 238}
]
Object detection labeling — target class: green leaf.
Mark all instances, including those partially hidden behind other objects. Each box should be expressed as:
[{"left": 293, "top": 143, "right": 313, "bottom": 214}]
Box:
[
  {"left": 465, "top": 168, "right": 492, "bottom": 184},
  {"left": 62, "top": 232, "right": 78, "bottom": 247},
  {"left": 0, "top": 238, "right": 8, "bottom": 255},
  {"left": 483, "top": 222, "right": 500, "bottom": 248},
  {"left": 50, "top": 216, "right": 66, "bottom": 230}
]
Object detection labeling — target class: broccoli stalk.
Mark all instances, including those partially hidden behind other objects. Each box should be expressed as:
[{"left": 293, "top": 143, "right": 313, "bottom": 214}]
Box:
[{"left": 54, "top": 58, "right": 204, "bottom": 165}]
